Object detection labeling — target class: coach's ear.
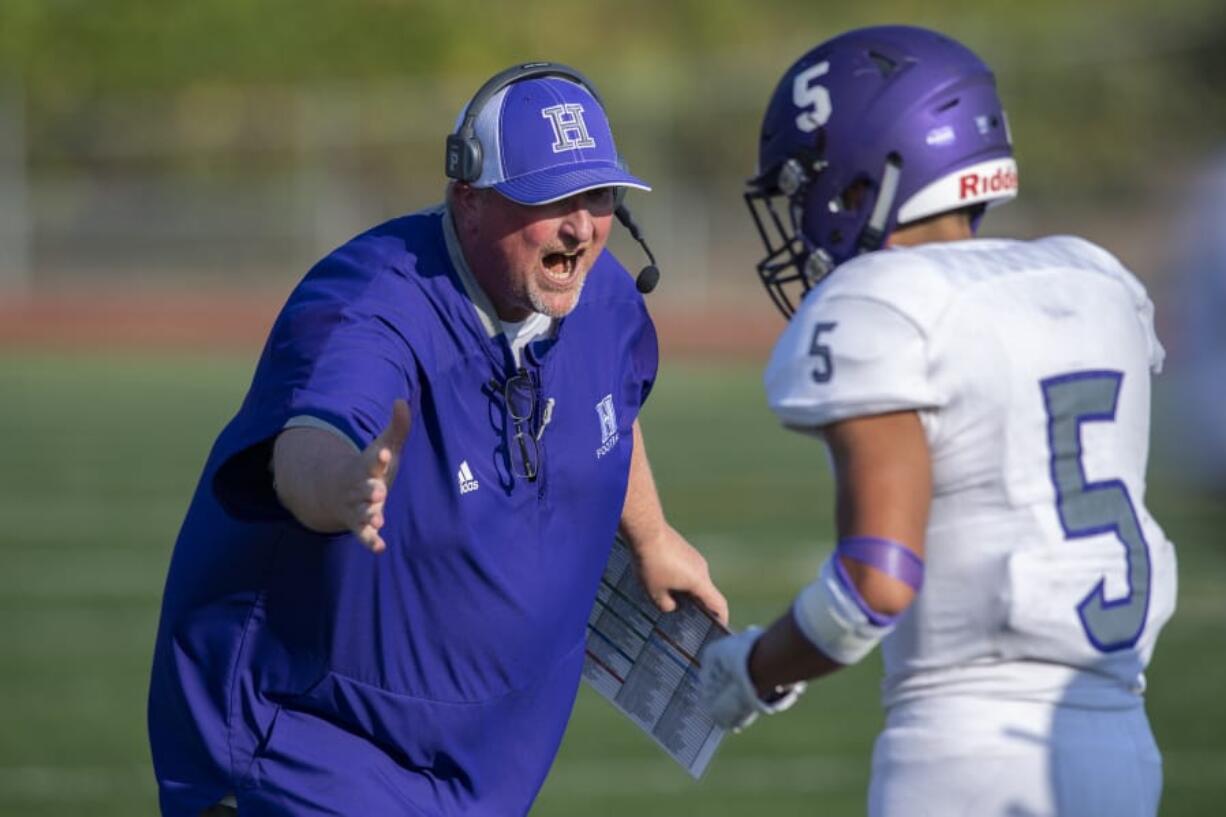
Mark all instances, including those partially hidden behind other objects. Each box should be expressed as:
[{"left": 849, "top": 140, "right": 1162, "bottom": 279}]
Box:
[{"left": 448, "top": 181, "right": 482, "bottom": 223}]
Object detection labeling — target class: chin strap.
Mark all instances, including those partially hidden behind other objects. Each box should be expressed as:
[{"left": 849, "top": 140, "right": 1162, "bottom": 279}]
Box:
[{"left": 857, "top": 154, "right": 903, "bottom": 254}]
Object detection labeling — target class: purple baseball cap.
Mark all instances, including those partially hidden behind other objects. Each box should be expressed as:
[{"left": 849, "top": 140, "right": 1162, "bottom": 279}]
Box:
[{"left": 460, "top": 77, "right": 651, "bottom": 205}]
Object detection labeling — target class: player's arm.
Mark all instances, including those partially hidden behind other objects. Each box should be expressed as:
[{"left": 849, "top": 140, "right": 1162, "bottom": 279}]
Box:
[
  {"left": 619, "top": 419, "right": 730, "bottom": 625},
  {"left": 701, "top": 409, "right": 930, "bottom": 728},
  {"left": 271, "top": 399, "right": 411, "bottom": 553},
  {"left": 748, "top": 409, "right": 930, "bottom": 690}
]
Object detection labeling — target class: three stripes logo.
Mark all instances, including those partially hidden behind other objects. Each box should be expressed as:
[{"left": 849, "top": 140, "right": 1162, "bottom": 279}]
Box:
[{"left": 457, "top": 460, "right": 480, "bottom": 495}]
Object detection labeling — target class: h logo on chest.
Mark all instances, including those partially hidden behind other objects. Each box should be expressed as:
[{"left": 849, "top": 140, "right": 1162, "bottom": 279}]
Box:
[
  {"left": 541, "top": 104, "right": 597, "bottom": 153},
  {"left": 595, "top": 394, "right": 619, "bottom": 459}
]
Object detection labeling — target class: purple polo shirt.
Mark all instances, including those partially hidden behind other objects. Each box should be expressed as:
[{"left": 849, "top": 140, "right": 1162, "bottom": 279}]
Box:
[{"left": 148, "top": 205, "right": 658, "bottom": 816}]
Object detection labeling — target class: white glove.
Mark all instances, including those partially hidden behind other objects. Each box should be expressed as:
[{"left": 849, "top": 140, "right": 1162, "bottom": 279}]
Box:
[{"left": 698, "top": 626, "right": 806, "bottom": 732}]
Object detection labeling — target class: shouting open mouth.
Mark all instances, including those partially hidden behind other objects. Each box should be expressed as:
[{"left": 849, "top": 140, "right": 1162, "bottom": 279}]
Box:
[{"left": 541, "top": 249, "right": 585, "bottom": 286}]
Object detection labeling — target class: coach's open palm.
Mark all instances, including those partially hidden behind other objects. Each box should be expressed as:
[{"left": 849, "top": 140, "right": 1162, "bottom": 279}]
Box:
[{"left": 352, "top": 399, "right": 411, "bottom": 553}]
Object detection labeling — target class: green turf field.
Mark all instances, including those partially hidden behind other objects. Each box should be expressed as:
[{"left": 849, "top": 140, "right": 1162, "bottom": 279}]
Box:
[{"left": 1, "top": 353, "right": 1223, "bottom": 816}]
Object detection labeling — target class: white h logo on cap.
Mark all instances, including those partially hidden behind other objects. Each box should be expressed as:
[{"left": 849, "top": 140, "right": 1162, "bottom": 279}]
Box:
[{"left": 541, "top": 104, "right": 597, "bottom": 153}]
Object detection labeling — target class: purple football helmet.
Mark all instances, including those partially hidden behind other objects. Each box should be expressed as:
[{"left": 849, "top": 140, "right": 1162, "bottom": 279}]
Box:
[{"left": 746, "top": 25, "right": 1018, "bottom": 318}]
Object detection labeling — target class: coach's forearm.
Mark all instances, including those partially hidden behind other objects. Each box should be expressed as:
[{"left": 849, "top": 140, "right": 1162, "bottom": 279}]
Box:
[
  {"left": 618, "top": 420, "right": 669, "bottom": 552},
  {"left": 618, "top": 420, "right": 729, "bottom": 623},
  {"left": 272, "top": 427, "right": 361, "bottom": 533}
]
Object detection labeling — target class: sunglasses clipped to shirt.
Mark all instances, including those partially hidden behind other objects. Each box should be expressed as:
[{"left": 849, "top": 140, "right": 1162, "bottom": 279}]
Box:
[{"left": 500, "top": 368, "right": 554, "bottom": 482}]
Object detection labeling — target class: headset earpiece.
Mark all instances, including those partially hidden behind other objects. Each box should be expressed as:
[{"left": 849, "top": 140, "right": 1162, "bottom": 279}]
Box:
[{"left": 445, "top": 132, "right": 482, "bottom": 182}]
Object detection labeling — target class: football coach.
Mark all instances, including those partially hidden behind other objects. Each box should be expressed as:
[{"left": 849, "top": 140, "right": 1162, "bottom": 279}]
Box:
[{"left": 148, "top": 62, "right": 728, "bottom": 817}]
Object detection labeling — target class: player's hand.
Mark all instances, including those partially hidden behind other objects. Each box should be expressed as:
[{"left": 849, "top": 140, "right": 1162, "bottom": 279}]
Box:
[
  {"left": 349, "top": 399, "right": 411, "bottom": 553},
  {"left": 631, "top": 525, "right": 729, "bottom": 626},
  {"left": 699, "top": 627, "right": 806, "bottom": 732}
]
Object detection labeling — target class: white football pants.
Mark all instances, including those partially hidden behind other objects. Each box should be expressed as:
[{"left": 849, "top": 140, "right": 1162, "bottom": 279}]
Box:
[{"left": 869, "top": 695, "right": 1162, "bottom": 817}]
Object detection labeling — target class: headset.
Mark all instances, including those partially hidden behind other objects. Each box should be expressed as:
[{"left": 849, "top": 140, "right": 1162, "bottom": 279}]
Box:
[{"left": 445, "top": 61, "right": 661, "bottom": 294}]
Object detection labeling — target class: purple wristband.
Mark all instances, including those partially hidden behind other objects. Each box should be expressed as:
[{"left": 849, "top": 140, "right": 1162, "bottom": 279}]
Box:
[{"left": 836, "top": 536, "right": 924, "bottom": 592}]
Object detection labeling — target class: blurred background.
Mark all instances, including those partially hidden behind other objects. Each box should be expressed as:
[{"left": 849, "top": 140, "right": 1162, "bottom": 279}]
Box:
[{"left": 1, "top": 1, "right": 1223, "bottom": 815}]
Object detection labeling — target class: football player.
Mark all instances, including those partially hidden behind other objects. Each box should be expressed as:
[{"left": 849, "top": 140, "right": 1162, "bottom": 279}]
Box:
[{"left": 699, "top": 25, "right": 1177, "bottom": 817}]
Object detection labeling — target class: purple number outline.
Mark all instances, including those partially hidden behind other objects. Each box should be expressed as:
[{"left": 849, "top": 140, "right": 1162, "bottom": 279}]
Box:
[{"left": 1041, "top": 369, "right": 1151, "bottom": 653}]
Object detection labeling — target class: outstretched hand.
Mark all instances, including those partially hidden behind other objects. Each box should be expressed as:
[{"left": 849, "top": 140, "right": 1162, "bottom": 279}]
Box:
[{"left": 349, "top": 399, "right": 411, "bottom": 553}]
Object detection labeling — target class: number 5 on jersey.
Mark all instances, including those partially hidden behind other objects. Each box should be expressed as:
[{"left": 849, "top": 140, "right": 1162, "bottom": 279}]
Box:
[
  {"left": 1042, "top": 370, "right": 1151, "bottom": 653},
  {"left": 809, "top": 321, "right": 838, "bottom": 383}
]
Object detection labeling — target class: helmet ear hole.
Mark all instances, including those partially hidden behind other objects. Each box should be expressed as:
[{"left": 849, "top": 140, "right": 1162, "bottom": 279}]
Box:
[{"left": 839, "top": 179, "right": 873, "bottom": 213}]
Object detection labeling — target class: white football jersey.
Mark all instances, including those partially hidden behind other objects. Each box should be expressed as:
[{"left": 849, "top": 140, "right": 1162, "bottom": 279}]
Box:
[{"left": 765, "top": 236, "right": 1177, "bottom": 708}]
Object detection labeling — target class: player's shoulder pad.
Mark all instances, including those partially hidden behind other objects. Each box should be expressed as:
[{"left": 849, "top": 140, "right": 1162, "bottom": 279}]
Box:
[
  {"left": 1033, "top": 234, "right": 1131, "bottom": 275},
  {"left": 766, "top": 251, "right": 948, "bottom": 429},
  {"left": 1023, "top": 234, "right": 1155, "bottom": 305},
  {"left": 1035, "top": 235, "right": 1165, "bottom": 372},
  {"left": 797, "top": 247, "right": 957, "bottom": 335}
]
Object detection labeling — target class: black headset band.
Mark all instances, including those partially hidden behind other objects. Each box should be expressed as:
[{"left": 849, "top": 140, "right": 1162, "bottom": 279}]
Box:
[{"left": 454, "top": 61, "right": 604, "bottom": 142}]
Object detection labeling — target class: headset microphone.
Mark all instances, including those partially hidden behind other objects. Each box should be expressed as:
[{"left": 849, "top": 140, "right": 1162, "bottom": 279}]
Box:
[{"left": 614, "top": 205, "right": 661, "bottom": 294}]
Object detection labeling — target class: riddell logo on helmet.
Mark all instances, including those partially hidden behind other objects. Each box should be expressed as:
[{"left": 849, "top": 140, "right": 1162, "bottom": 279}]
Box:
[
  {"left": 959, "top": 166, "right": 1018, "bottom": 200},
  {"left": 895, "top": 158, "right": 1018, "bottom": 225}
]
